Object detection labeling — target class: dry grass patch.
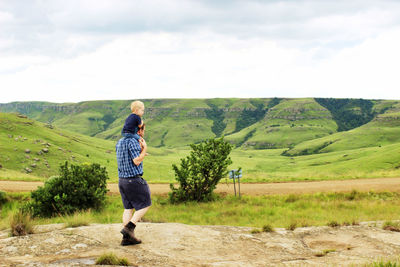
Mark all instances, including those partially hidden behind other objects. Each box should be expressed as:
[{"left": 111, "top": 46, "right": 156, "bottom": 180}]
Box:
[{"left": 10, "top": 210, "right": 34, "bottom": 236}]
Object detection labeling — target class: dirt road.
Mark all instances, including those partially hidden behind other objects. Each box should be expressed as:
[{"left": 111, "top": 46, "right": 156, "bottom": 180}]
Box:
[{"left": 1, "top": 177, "right": 400, "bottom": 195}]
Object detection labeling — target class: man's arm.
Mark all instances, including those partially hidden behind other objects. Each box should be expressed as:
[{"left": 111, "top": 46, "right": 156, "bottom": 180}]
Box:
[{"left": 133, "top": 138, "right": 147, "bottom": 166}]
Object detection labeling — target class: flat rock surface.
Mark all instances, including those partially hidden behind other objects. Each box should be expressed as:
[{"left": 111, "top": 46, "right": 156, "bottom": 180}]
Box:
[{"left": 1, "top": 222, "right": 400, "bottom": 266}]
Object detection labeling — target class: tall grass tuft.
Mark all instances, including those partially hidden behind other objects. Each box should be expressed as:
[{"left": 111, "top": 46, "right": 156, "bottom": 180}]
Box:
[
  {"left": 95, "top": 252, "right": 131, "bottom": 266},
  {"left": 286, "top": 222, "right": 297, "bottom": 231},
  {"left": 262, "top": 224, "right": 274, "bottom": 232},
  {"left": 10, "top": 210, "right": 34, "bottom": 236},
  {"left": 383, "top": 221, "right": 400, "bottom": 232},
  {"left": 327, "top": 221, "right": 340, "bottom": 227},
  {"left": 64, "top": 211, "right": 91, "bottom": 228},
  {"left": 367, "top": 259, "right": 400, "bottom": 266}
]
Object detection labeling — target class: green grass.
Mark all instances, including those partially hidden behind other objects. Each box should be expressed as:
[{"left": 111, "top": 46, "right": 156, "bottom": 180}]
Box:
[
  {"left": 95, "top": 252, "right": 131, "bottom": 266},
  {"left": 367, "top": 259, "right": 400, "bottom": 266},
  {"left": 3, "top": 191, "right": 400, "bottom": 230},
  {"left": 0, "top": 112, "right": 118, "bottom": 179},
  {"left": 2, "top": 99, "right": 400, "bottom": 184},
  {"left": 383, "top": 221, "right": 400, "bottom": 232}
]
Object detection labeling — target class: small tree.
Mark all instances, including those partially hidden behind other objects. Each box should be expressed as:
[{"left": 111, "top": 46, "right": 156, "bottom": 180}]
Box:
[
  {"left": 25, "top": 162, "right": 109, "bottom": 217},
  {"left": 169, "top": 137, "right": 232, "bottom": 202}
]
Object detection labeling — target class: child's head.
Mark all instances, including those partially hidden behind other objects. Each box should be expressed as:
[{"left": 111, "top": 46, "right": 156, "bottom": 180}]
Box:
[{"left": 130, "top": 101, "right": 145, "bottom": 117}]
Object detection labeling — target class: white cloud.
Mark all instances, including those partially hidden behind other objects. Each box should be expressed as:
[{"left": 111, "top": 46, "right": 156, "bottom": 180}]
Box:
[
  {"left": 1, "top": 1, "right": 400, "bottom": 102},
  {"left": 1, "top": 29, "right": 400, "bottom": 103}
]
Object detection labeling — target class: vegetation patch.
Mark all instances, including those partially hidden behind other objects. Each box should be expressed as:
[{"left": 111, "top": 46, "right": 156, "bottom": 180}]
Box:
[
  {"left": 204, "top": 102, "right": 226, "bottom": 137},
  {"left": 327, "top": 221, "right": 341, "bottom": 227},
  {"left": 383, "top": 221, "right": 400, "bottom": 232},
  {"left": 286, "top": 222, "right": 297, "bottom": 231},
  {"left": 0, "top": 191, "right": 7, "bottom": 206},
  {"left": 64, "top": 211, "right": 91, "bottom": 228},
  {"left": 315, "top": 98, "right": 375, "bottom": 131},
  {"left": 24, "top": 162, "right": 109, "bottom": 217},
  {"left": 169, "top": 138, "right": 233, "bottom": 203},
  {"left": 262, "top": 224, "right": 274, "bottom": 232},
  {"left": 10, "top": 210, "right": 34, "bottom": 236},
  {"left": 95, "top": 252, "right": 132, "bottom": 266}
]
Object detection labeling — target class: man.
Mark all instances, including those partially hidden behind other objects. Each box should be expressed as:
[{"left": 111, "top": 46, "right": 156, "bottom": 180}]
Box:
[{"left": 116, "top": 124, "right": 151, "bottom": 246}]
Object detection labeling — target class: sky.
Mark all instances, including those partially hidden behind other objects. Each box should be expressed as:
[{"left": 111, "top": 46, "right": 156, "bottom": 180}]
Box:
[{"left": 1, "top": 0, "right": 400, "bottom": 103}]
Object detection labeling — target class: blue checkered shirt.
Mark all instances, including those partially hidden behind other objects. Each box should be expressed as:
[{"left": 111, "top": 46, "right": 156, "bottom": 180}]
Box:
[{"left": 116, "top": 137, "right": 143, "bottom": 178}]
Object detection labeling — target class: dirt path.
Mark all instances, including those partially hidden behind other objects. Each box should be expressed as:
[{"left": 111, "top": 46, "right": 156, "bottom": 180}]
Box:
[
  {"left": 1, "top": 177, "right": 400, "bottom": 195},
  {"left": 2, "top": 221, "right": 400, "bottom": 266}
]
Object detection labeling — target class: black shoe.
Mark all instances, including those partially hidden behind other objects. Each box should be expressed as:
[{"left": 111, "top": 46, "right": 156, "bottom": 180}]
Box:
[
  {"left": 120, "top": 222, "right": 141, "bottom": 245},
  {"left": 121, "top": 236, "right": 141, "bottom": 246}
]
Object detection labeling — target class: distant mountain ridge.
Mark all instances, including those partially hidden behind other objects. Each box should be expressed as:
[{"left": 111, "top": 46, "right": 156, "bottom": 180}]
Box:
[{"left": 1, "top": 98, "right": 399, "bottom": 149}]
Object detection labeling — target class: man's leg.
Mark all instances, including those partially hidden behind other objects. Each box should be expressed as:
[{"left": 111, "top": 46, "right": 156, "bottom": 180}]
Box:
[
  {"left": 123, "top": 209, "right": 134, "bottom": 226},
  {"left": 122, "top": 206, "right": 150, "bottom": 225},
  {"left": 131, "top": 206, "right": 150, "bottom": 224},
  {"left": 121, "top": 206, "right": 150, "bottom": 246}
]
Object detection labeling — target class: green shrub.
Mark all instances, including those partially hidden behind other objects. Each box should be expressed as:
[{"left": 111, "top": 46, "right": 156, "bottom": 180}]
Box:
[
  {"left": 169, "top": 137, "right": 232, "bottom": 203},
  {"left": 95, "top": 252, "right": 131, "bottom": 266},
  {"left": 10, "top": 210, "right": 34, "bottom": 236},
  {"left": 0, "top": 191, "right": 7, "bottom": 206},
  {"left": 24, "top": 162, "right": 109, "bottom": 217}
]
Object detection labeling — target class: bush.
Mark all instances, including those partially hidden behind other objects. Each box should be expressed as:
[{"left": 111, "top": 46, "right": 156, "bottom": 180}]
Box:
[
  {"left": 25, "top": 162, "right": 109, "bottom": 217},
  {"left": 10, "top": 210, "right": 34, "bottom": 236},
  {"left": 169, "top": 137, "right": 232, "bottom": 203},
  {"left": 0, "top": 191, "right": 7, "bottom": 206}
]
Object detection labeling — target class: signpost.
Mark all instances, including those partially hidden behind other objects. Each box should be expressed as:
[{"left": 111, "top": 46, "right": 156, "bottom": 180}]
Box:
[{"left": 229, "top": 169, "right": 242, "bottom": 197}]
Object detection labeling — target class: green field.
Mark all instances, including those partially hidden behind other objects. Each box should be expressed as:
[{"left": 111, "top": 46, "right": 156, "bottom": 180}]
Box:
[{"left": 2, "top": 191, "right": 400, "bottom": 230}]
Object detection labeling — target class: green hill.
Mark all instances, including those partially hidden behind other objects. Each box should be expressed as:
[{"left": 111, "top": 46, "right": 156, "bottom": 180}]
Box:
[
  {"left": 0, "top": 98, "right": 337, "bottom": 148},
  {"left": 1, "top": 109, "right": 400, "bottom": 183},
  {"left": 284, "top": 101, "right": 400, "bottom": 156},
  {"left": 0, "top": 112, "right": 118, "bottom": 180},
  {"left": 1, "top": 97, "right": 400, "bottom": 154},
  {"left": 226, "top": 98, "right": 338, "bottom": 148}
]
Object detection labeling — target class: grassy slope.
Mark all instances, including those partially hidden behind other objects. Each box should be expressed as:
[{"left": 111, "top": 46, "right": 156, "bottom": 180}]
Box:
[
  {"left": 2, "top": 98, "right": 338, "bottom": 149},
  {"left": 226, "top": 98, "right": 338, "bottom": 148},
  {"left": 284, "top": 101, "right": 400, "bottom": 156},
  {"left": 0, "top": 112, "right": 117, "bottom": 180},
  {"left": 2, "top": 99, "right": 400, "bottom": 183}
]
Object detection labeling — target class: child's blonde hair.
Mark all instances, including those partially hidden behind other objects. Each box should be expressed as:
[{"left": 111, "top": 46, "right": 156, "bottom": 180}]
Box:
[{"left": 130, "top": 100, "right": 144, "bottom": 113}]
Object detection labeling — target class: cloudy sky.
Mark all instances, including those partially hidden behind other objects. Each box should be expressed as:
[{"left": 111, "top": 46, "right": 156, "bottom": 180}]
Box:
[{"left": 1, "top": 0, "right": 400, "bottom": 103}]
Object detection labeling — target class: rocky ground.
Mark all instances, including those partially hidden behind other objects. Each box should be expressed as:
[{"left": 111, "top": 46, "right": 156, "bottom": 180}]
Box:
[{"left": 1, "top": 222, "right": 400, "bottom": 266}]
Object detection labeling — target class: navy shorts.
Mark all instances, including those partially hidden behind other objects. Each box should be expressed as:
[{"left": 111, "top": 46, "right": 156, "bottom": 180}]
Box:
[{"left": 118, "top": 177, "right": 152, "bottom": 210}]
